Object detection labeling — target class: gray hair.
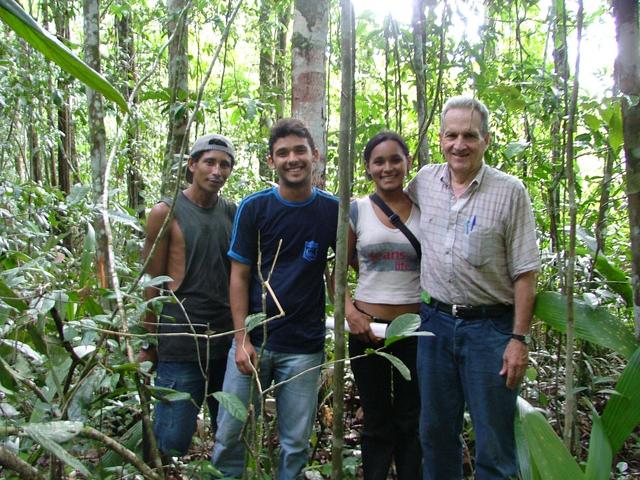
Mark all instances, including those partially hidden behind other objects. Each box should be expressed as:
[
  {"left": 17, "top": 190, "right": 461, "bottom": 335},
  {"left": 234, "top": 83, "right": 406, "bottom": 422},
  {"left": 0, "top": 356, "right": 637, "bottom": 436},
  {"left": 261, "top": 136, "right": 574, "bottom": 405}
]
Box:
[{"left": 440, "top": 96, "right": 490, "bottom": 136}]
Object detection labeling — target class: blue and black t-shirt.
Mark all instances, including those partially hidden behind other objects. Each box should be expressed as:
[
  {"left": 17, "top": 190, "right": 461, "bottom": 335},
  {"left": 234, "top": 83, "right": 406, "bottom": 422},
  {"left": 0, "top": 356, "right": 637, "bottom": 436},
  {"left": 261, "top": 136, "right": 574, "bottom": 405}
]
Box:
[{"left": 228, "top": 187, "right": 339, "bottom": 354}]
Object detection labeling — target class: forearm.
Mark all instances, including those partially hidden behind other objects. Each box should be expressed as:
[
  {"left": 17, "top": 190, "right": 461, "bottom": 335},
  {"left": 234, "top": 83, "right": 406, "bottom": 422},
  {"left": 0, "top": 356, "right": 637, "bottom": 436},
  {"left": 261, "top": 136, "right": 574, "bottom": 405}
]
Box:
[
  {"left": 512, "top": 270, "right": 537, "bottom": 335},
  {"left": 230, "top": 262, "right": 252, "bottom": 343}
]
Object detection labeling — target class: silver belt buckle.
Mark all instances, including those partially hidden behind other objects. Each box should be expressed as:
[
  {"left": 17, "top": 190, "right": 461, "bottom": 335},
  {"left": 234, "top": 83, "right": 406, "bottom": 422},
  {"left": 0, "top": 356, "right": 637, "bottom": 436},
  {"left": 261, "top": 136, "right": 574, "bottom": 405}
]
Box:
[{"left": 452, "top": 304, "right": 459, "bottom": 317}]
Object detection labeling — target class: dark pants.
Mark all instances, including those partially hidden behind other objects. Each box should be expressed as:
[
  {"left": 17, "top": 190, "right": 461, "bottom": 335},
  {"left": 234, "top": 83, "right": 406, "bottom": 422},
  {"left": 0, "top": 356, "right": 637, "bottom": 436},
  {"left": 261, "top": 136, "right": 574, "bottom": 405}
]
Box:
[
  {"left": 417, "top": 303, "right": 518, "bottom": 480},
  {"left": 349, "top": 335, "right": 422, "bottom": 480},
  {"left": 153, "top": 357, "right": 227, "bottom": 456}
]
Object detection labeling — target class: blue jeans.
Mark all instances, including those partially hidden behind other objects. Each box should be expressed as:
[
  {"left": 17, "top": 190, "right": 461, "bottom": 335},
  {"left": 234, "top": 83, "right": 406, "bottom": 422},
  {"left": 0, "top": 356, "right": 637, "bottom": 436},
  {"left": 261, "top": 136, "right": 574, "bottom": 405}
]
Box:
[
  {"left": 417, "top": 303, "right": 518, "bottom": 480},
  {"left": 153, "top": 358, "right": 227, "bottom": 456},
  {"left": 212, "top": 340, "right": 323, "bottom": 480},
  {"left": 349, "top": 335, "right": 421, "bottom": 480}
]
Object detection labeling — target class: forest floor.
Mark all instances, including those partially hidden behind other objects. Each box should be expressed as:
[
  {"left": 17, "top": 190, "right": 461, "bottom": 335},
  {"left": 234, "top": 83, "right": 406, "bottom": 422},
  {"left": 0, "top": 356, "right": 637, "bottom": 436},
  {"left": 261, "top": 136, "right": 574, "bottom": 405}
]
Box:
[{"left": 164, "top": 367, "right": 640, "bottom": 480}]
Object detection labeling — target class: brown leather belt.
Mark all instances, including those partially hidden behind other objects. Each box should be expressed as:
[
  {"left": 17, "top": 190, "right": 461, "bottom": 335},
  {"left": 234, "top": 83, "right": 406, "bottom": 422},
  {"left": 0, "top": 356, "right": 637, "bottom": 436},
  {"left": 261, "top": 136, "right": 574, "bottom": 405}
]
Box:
[{"left": 428, "top": 299, "right": 513, "bottom": 319}]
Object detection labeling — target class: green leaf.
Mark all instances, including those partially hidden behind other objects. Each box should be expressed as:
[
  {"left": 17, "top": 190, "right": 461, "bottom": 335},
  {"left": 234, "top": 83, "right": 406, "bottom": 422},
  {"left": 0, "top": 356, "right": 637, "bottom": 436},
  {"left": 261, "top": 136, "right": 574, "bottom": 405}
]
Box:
[
  {"left": 0, "top": 0, "right": 127, "bottom": 112},
  {"left": 23, "top": 422, "right": 90, "bottom": 477},
  {"left": 384, "top": 313, "right": 421, "bottom": 346},
  {"left": 514, "top": 398, "right": 538, "bottom": 480},
  {"left": 584, "top": 113, "right": 602, "bottom": 133},
  {"left": 100, "top": 420, "right": 143, "bottom": 468},
  {"left": 245, "top": 312, "right": 267, "bottom": 333},
  {"left": 517, "top": 398, "right": 585, "bottom": 480},
  {"left": 213, "top": 391, "right": 247, "bottom": 422},
  {"left": 23, "top": 421, "right": 83, "bottom": 442},
  {"left": 148, "top": 386, "right": 192, "bottom": 403},
  {"left": 585, "top": 413, "right": 612, "bottom": 480},
  {"left": 375, "top": 351, "right": 411, "bottom": 381},
  {"left": 602, "top": 347, "right": 640, "bottom": 455},
  {"left": 141, "top": 275, "right": 173, "bottom": 288},
  {"left": 0, "top": 278, "right": 27, "bottom": 311},
  {"left": 79, "top": 222, "right": 96, "bottom": 288},
  {"left": 607, "top": 107, "right": 623, "bottom": 152},
  {"left": 108, "top": 209, "right": 143, "bottom": 232},
  {"left": 504, "top": 141, "right": 530, "bottom": 159},
  {"left": 534, "top": 292, "right": 637, "bottom": 359}
]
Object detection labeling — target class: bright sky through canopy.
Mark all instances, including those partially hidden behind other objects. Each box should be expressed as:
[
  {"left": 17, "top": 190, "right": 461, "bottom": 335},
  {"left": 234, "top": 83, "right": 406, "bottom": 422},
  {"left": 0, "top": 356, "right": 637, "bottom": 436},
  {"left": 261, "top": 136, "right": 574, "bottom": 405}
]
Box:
[{"left": 352, "top": 0, "right": 616, "bottom": 97}]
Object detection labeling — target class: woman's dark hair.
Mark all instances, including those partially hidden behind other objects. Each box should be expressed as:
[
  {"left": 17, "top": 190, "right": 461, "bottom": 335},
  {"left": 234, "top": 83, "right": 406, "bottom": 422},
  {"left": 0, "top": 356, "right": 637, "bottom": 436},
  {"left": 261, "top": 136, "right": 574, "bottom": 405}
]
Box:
[
  {"left": 363, "top": 131, "right": 410, "bottom": 165},
  {"left": 268, "top": 118, "right": 316, "bottom": 156}
]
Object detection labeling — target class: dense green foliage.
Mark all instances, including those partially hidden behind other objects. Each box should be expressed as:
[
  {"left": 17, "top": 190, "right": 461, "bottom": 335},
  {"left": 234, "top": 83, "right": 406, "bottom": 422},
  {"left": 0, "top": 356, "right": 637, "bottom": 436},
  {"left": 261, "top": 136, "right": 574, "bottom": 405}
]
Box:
[{"left": 0, "top": 0, "right": 638, "bottom": 478}]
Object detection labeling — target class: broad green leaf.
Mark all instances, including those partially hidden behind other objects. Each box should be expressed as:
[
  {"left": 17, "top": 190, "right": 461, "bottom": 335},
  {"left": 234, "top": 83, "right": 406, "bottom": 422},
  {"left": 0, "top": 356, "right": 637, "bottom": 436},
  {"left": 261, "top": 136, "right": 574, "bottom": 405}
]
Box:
[
  {"left": 607, "top": 107, "right": 623, "bottom": 152},
  {"left": 148, "top": 385, "right": 192, "bottom": 403},
  {"left": 517, "top": 398, "right": 584, "bottom": 480},
  {"left": 27, "top": 323, "right": 48, "bottom": 355},
  {"left": 504, "top": 141, "right": 530, "bottom": 159},
  {"left": 108, "top": 209, "right": 143, "bottom": 232},
  {"left": 602, "top": 347, "right": 640, "bottom": 455},
  {"left": 22, "top": 421, "right": 83, "bottom": 443},
  {"left": 585, "top": 413, "right": 612, "bottom": 480},
  {"left": 23, "top": 422, "right": 90, "bottom": 477},
  {"left": 534, "top": 292, "right": 637, "bottom": 359},
  {"left": 375, "top": 351, "right": 411, "bottom": 380},
  {"left": 576, "top": 229, "right": 632, "bottom": 305},
  {"left": 213, "top": 391, "right": 247, "bottom": 422},
  {"left": 245, "top": 312, "right": 267, "bottom": 333},
  {"left": 0, "top": 278, "right": 27, "bottom": 311},
  {"left": 141, "top": 275, "right": 173, "bottom": 288},
  {"left": 80, "top": 222, "right": 96, "bottom": 288},
  {"left": 31, "top": 294, "right": 55, "bottom": 315},
  {"left": 584, "top": 113, "right": 602, "bottom": 133},
  {"left": 0, "top": 0, "right": 127, "bottom": 112},
  {"left": 100, "top": 420, "right": 143, "bottom": 468},
  {"left": 384, "top": 313, "right": 420, "bottom": 346},
  {"left": 514, "top": 397, "right": 538, "bottom": 480}
]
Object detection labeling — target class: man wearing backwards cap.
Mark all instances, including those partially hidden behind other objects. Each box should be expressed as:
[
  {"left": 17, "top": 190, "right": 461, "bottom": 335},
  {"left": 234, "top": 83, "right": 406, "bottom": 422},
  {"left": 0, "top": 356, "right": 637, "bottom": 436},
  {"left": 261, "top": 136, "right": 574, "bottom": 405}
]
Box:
[{"left": 140, "top": 133, "right": 237, "bottom": 460}]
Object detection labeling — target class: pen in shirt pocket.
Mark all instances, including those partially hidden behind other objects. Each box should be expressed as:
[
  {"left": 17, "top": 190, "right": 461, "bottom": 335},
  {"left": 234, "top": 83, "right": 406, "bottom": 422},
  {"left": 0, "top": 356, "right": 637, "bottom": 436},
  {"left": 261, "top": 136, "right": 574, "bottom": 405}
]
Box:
[{"left": 465, "top": 215, "right": 477, "bottom": 234}]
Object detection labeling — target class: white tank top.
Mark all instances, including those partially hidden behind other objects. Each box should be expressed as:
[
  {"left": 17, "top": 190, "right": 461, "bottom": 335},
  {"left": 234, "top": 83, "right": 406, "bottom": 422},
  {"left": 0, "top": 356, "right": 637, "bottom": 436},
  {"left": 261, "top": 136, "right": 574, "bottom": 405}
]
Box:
[{"left": 350, "top": 197, "right": 421, "bottom": 304}]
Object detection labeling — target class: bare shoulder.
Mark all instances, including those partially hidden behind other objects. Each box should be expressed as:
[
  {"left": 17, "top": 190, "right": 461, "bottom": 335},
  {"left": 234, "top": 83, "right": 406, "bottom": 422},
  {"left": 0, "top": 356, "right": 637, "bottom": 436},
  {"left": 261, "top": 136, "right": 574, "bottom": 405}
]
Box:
[{"left": 146, "top": 202, "right": 173, "bottom": 237}]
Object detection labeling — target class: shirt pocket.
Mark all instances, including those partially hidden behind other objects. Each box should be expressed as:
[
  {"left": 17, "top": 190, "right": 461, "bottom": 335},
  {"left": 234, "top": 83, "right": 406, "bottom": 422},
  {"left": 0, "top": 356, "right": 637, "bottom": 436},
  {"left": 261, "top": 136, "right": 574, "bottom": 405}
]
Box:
[{"left": 462, "top": 227, "right": 500, "bottom": 267}]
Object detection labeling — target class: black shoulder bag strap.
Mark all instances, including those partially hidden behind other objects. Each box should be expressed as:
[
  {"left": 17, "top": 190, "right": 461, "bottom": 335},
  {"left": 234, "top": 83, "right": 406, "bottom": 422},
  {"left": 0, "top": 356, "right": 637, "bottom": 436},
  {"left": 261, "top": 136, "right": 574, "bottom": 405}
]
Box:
[{"left": 369, "top": 193, "right": 422, "bottom": 259}]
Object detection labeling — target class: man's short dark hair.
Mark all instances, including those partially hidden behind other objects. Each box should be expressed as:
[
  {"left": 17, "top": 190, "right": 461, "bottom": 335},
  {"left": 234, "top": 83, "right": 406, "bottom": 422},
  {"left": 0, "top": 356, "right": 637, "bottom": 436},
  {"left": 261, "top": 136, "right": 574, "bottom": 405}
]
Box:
[{"left": 268, "top": 118, "right": 316, "bottom": 157}]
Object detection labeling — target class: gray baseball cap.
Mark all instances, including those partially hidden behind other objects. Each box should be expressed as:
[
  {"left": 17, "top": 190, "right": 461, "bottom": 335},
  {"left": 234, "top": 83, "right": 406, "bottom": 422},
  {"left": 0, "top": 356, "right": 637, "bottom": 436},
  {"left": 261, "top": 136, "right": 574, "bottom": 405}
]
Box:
[{"left": 186, "top": 134, "right": 235, "bottom": 182}]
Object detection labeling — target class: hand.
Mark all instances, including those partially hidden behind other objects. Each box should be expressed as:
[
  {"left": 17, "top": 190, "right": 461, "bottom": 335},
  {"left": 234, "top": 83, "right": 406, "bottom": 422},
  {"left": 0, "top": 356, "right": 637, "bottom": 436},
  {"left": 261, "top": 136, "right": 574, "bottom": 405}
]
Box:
[
  {"left": 346, "top": 309, "right": 381, "bottom": 344},
  {"left": 235, "top": 339, "right": 257, "bottom": 375},
  {"left": 499, "top": 339, "right": 529, "bottom": 389},
  {"left": 137, "top": 348, "right": 158, "bottom": 371}
]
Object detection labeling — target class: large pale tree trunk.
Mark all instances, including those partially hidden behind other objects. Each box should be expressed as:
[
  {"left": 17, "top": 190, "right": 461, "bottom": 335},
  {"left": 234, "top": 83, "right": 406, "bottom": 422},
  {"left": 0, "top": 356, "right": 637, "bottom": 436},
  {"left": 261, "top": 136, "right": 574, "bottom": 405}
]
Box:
[
  {"left": 291, "top": 0, "right": 328, "bottom": 186},
  {"left": 84, "top": 0, "right": 109, "bottom": 288},
  {"left": 614, "top": 0, "right": 640, "bottom": 339},
  {"left": 162, "top": 0, "right": 189, "bottom": 196}
]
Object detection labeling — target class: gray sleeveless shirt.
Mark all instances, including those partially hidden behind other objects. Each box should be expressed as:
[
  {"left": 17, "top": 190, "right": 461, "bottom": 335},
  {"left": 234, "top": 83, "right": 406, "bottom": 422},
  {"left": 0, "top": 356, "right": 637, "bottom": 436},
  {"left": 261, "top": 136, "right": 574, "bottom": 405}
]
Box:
[{"left": 157, "top": 192, "right": 237, "bottom": 361}]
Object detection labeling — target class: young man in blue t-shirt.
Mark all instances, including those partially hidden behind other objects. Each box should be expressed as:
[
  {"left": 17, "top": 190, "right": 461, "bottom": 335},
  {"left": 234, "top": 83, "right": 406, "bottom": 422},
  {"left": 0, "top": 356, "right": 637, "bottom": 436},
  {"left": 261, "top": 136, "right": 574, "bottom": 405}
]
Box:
[{"left": 212, "top": 119, "right": 339, "bottom": 479}]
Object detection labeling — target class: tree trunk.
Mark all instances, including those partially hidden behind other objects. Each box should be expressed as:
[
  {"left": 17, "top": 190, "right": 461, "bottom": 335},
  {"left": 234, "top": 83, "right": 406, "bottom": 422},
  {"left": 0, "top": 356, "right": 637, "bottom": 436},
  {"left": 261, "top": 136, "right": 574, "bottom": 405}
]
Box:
[
  {"left": 614, "top": 0, "right": 640, "bottom": 339},
  {"left": 28, "top": 105, "right": 42, "bottom": 183},
  {"left": 162, "top": 0, "right": 189, "bottom": 196},
  {"left": 54, "top": 0, "right": 74, "bottom": 195},
  {"left": 562, "top": 0, "right": 583, "bottom": 452},
  {"left": 275, "top": 1, "right": 291, "bottom": 120},
  {"left": 291, "top": 0, "right": 328, "bottom": 186},
  {"left": 116, "top": 12, "right": 144, "bottom": 220},
  {"left": 83, "top": 0, "right": 109, "bottom": 288},
  {"left": 259, "top": 0, "right": 275, "bottom": 179},
  {"left": 332, "top": 0, "right": 353, "bottom": 477},
  {"left": 412, "top": 0, "right": 429, "bottom": 166}
]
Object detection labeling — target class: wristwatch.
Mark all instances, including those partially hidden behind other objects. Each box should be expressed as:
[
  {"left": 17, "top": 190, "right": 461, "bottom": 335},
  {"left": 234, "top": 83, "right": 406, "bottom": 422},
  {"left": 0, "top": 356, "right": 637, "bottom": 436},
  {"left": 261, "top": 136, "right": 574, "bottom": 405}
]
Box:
[
  {"left": 141, "top": 341, "right": 156, "bottom": 351},
  {"left": 510, "top": 333, "right": 531, "bottom": 345}
]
